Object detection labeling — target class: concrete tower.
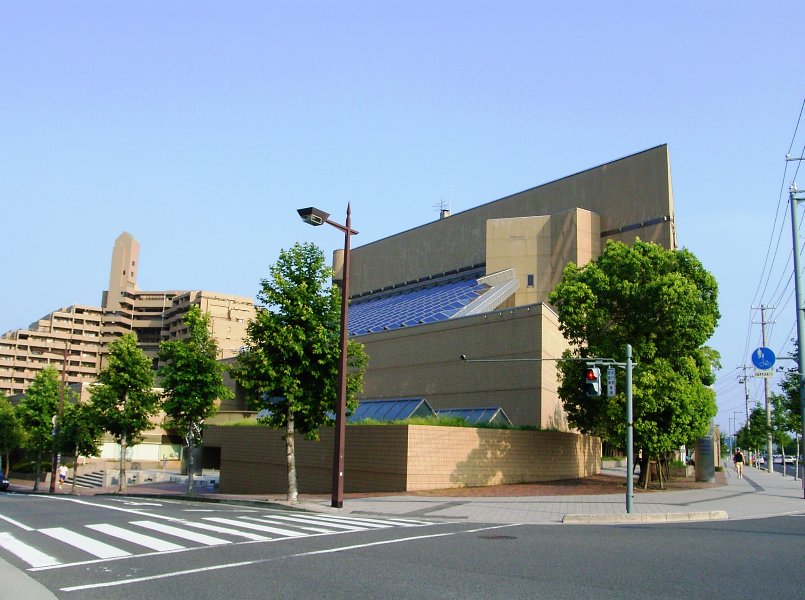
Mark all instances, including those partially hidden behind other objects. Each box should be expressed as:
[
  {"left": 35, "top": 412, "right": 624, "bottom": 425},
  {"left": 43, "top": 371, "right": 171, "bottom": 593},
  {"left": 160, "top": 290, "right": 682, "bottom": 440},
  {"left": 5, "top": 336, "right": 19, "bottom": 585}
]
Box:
[{"left": 102, "top": 231, "right": 139, "bottom": 310}]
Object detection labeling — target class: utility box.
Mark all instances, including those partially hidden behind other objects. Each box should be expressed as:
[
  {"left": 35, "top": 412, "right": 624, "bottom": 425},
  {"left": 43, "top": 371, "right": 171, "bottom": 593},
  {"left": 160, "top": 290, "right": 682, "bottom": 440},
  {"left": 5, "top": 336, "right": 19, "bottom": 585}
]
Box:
[{"left": 695, "top": 436, "right": 715, "bottom": 483}]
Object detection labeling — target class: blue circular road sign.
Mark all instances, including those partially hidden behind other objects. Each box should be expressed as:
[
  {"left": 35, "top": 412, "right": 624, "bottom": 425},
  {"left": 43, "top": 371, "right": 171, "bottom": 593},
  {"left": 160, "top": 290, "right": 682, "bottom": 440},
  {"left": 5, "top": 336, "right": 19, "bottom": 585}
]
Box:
[{"left": 751, "top": 347, "right": 776, "bottom": 370}]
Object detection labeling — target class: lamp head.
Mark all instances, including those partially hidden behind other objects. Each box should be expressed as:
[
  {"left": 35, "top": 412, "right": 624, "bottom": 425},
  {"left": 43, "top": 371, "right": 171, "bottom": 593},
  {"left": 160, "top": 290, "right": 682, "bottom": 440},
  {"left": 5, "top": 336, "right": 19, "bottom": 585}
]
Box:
[{"left": 297, "top": 207, "right": 330, "bottom": 226}]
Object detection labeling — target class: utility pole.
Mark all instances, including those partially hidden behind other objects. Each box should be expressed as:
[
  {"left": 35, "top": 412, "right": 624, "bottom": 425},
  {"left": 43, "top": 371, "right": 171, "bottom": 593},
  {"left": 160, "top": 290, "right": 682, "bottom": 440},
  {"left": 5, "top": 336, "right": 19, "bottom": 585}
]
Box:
[
  {"left": 738, "top": 365, "right": 752, "bottom": 431},
  {"left": 753, "top": 304, "right": 775, "bottom": 472},
  {"left": 788, "top": 182, "right": 805, "bottom": 497}
]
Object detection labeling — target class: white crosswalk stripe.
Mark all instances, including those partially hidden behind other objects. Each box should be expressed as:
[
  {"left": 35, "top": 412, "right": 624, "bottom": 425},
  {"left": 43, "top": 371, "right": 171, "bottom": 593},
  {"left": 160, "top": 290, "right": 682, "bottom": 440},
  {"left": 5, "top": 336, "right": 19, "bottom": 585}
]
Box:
[
  {"left": 203, "top": 517, "right": 307, "bottom": 537},
  {"left": 0, "top": 531, "right": 60, "bottom": 568},
  {"left": 0, "top": 512, "right": 436, "bottom": 569},
  {"left": 254, "top": 514, "right": 370, "bottom": 531},
  {"left": 129, "top": 520, "right": 231, "bottom": 546},
  {"left": 85, "top": 523, "right": 185, "bottom": 552},
  {"left": 39, "top": 527, "right": 131, "bottom": 559},
  {"left": 171, "top": 518, "right": 271, "bottom": 541}
]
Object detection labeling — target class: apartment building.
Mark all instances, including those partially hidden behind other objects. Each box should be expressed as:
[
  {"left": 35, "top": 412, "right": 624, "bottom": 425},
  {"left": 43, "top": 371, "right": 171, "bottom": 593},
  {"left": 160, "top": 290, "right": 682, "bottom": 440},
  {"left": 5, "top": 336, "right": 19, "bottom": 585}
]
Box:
[
  {"left": 0, "top": 305, "right": 105, "bottom": 397},
  {"left": 0, "top": 232, "right": 256, "bottom": 397}
]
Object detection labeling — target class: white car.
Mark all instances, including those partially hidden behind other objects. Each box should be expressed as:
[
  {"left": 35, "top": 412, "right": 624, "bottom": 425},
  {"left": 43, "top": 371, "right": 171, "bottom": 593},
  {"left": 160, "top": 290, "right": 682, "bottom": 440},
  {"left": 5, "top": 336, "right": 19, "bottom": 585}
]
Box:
[{"left": 756, "top": 456, "right": 766, "bottom": 465}]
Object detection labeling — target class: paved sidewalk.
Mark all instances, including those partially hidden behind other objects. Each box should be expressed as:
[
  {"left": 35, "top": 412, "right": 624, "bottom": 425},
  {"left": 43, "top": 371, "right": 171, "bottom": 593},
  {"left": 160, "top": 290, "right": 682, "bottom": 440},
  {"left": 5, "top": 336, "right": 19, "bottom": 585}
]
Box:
[
  {"left": 321, "top": 464, "right": 805, "bottom": 524},
  {"left": 6, "top": 463, "right": 805, "bottom": 525}
]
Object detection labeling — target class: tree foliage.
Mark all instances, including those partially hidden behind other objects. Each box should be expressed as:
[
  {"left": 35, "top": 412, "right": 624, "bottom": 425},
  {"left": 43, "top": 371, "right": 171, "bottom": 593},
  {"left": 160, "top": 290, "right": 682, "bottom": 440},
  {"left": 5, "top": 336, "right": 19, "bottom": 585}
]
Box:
[
  {"left": 0, "top": 393, "right": 24, "bottom": 477},
  {"left": 159, "top": 305, "right": 232, "bottom": 494},
  {"left": 549, "top": 240, "right": 720, "bottom": 483},
  {"left": 16, "top": 367, "right": 61, "bottom": 490},
  {"left": 58, "top": 401, "right": 104, "bottom": 494},
  {"left": 90, "top": 333, "right": 160, "bottom": 492},
  {"left": 736, "top": 404, "right": 770, "bottom": 452},
  {"left": 232, "top": 242, "right": 368, "bottom": 502},
  {"left": 776, "top": 350, "right": 803, "bottom": 437}
]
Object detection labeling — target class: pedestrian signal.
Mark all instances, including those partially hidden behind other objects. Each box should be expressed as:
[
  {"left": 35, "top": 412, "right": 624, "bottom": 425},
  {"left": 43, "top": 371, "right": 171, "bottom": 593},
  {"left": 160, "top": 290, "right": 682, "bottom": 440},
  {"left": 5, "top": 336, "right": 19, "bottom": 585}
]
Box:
[{"left": 585, "top": 367, "right": 602, "bottom": 397}]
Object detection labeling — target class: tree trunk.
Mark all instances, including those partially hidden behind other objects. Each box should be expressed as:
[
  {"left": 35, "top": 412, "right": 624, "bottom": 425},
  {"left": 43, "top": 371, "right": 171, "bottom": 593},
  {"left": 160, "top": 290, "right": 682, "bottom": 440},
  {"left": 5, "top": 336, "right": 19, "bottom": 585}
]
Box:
[
  {"left": 285, "top": 408, "right": 298, "bottom": 503},
  {"left": 186, "top": 424, "right": 195, "bottom": 496},
  {"left": 71, "top": 445, "right": 78, "bottom": 495},
  {"left": 33, "top": 448, "right": 42, "bottom": 491},
  {"left": 119, "top": 436, "right": 127, "bottom": 493},
  {"left": 637, "top": 453, "right": 650, "bottom": 489}
]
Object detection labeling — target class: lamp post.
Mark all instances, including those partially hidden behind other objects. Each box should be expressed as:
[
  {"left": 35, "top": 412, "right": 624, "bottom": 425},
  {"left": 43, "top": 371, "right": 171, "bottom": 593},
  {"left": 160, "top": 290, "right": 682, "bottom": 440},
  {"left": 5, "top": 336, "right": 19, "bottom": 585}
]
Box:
[
  {"left": 49, "top": 342, "right": 69, "bottom": 494},
  {"left": 297, "top": 205, "right": 358, "bottom": 508}
]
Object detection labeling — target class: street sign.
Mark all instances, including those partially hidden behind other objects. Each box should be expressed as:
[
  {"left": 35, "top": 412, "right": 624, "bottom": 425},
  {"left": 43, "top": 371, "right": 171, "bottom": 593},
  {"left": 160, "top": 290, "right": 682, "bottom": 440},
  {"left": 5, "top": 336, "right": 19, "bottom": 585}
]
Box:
[
  {"left": 753, "top": 369, "right": 773, "bottom": 378},
  {"left": 606, "top": 366, "right": 616, "bottom": 397},
  {"left": 751, "top": 347, "right": 776, "bottom": 370}
]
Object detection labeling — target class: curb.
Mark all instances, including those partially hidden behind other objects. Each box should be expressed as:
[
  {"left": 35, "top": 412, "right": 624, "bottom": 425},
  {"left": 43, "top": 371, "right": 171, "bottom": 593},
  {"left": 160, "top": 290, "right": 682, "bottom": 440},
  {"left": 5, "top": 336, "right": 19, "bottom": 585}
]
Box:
[{"left": 562, "top": 510, "right": 728, "bottom": 524}]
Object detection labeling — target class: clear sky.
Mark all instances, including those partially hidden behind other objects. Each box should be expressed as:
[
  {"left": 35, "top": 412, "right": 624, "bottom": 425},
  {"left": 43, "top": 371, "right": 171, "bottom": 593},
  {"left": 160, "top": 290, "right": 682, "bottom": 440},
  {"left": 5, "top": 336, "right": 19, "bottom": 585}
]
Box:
[{"left": 2, "top": 2, "right": 803, "bottom": 435}]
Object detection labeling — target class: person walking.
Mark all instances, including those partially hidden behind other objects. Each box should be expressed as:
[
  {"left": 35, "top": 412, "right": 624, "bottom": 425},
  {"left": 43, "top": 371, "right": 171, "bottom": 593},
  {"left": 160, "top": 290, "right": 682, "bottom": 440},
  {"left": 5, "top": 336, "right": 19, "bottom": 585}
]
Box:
[
  {"left": 58, "top": 464, "right": 68, "bottom": 490},
  {"left": 733, "top": 449, "right": 745, "bottom": 478}
]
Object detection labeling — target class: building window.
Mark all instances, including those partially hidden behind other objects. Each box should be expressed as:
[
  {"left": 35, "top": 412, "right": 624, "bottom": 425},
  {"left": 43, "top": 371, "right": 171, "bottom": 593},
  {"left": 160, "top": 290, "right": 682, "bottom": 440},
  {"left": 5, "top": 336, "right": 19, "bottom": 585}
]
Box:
[{"left": 527, "top": 274, "right": 535, "bottom": 287}]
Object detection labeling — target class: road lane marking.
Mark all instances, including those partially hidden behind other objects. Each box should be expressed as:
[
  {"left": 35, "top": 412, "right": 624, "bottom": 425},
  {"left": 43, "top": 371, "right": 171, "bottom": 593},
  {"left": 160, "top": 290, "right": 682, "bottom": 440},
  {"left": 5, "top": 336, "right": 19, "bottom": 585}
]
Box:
[
  {"left": 39, "top": 527, "right": 131, "bottom": 559},
  {"left": 85, "top": 523, "right": 185, "bottom": 552},
  {"left": 0, "top": 531, "right": 61, "bottom": 568},
  {"left": 131, "top": 520, "right": 230, "bottom": 545}
]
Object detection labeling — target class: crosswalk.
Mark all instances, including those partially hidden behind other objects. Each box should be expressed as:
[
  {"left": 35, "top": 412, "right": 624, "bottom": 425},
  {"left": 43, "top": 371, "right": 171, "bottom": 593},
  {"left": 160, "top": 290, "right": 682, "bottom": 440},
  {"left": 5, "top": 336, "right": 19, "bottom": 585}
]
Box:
[{"left": 0, "top": 512, "right": 434, "bottom": 570}]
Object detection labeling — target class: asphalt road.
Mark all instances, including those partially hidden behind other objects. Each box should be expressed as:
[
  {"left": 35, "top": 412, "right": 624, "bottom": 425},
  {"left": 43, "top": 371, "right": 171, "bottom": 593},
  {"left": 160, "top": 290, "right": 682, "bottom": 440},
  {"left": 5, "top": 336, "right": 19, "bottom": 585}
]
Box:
[{"left": 2, "top": 494, "right": 804, "bottom": 599}]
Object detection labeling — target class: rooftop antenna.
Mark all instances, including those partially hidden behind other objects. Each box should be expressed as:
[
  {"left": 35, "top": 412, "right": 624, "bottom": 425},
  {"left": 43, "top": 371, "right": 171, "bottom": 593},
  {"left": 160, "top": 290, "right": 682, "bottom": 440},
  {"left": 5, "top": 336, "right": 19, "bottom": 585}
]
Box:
[{"left": 434, "top": 185, "right": 453, "bottom": 220}]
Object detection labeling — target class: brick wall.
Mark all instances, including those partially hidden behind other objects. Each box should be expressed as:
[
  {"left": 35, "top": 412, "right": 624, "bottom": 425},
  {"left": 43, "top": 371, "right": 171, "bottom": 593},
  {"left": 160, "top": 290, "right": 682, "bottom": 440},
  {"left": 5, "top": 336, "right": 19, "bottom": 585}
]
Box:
[
  {"left": 204, "top": 425, "right": 601, "bottom": 495},
  {"left": 204, "top": 425, "right": 601, "bottom": 494}
]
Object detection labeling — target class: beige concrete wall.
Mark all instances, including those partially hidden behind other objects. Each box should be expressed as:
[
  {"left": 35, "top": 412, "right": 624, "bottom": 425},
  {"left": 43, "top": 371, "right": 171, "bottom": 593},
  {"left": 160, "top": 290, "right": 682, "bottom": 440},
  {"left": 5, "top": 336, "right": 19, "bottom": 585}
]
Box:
[
  {"left": 357, "top": 303, "right": 570, "bottom": 428},
  {"left": 349, "top": 145, "right": 674, "bottom": 296},
  {"left": 204, "top": 424, "right": 601, "bottom": 494},
  {"left": 486, "top": 208, "right": 601, "bottom": 307}
]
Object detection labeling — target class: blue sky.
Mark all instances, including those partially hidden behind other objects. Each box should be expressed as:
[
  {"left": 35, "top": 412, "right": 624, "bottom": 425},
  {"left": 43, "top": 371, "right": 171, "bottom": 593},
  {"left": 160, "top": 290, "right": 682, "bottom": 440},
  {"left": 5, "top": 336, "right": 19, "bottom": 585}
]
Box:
[{"left": 2, "top": 2, "right": 804, "bottom": 434}]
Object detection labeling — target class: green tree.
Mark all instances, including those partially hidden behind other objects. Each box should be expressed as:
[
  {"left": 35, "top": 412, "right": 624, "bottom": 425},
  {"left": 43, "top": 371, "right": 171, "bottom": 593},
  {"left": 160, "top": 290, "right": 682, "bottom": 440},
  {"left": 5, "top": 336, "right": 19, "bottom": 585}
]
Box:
[
  {"left": 777, "top": 350, "right": 803, "bottom": 453},
  {"left": 549, "top": 239, "right": 720, "bottom": 487},
  {"left": 232, "top": 242, "right": 368, "bottom": 503},
  {"left": 159, "top": 305, "right": 233, "bottom": 495},
  {"left": 16, "top": 367, "right": 61, "bottom": 491},
  {"left": 736, "top": 404, "right": 768, "bottom": 459},
  {"left": 0, "top": 393, "right": 24, "bottom": 477},
  {"left": 90, "top": 333, "right": 160, "bottom": 493},
  {"left": 58, "top": 401, "right": 104, "bottom": 494}
]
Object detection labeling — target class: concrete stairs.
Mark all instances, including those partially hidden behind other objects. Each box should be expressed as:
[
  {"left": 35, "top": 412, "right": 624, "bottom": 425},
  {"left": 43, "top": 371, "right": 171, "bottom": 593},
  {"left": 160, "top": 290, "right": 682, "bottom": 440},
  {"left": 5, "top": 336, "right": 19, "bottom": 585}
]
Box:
[{"left": 70, "top": 470, "right": 105, "bottom": 488}]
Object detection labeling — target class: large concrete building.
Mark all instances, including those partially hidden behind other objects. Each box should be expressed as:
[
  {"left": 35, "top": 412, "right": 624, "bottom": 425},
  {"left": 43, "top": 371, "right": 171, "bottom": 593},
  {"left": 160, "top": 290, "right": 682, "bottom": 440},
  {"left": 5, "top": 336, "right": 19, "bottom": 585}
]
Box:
[
  {"left": 344, "top": 145, "right": 676, "bottom": 428},
  {"left": 0, "top": 232, "right": 255, "bottom": 397}
]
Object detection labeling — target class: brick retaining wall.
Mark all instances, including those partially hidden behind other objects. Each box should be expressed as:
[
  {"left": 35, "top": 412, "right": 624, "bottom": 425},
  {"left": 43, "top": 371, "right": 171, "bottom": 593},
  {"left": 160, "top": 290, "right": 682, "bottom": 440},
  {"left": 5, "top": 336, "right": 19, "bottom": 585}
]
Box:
[{"left": 204, "top": 425, "right": 600, "bottom": 494}]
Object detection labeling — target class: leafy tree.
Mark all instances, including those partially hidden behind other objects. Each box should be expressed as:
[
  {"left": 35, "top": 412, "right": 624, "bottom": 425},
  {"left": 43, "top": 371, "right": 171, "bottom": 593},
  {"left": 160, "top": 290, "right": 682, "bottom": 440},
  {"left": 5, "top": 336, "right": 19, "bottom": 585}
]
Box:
[
  {"left": 736, "top": 404, "right": 768, "bottom": 458},
  {"left": 549, "top": 239, "right": 720, "bottom": 487},
  {"left": 58, "top": 401, "right": 104, "bottom": 494},
  {"left": 159, "top": 305, "right": 232, "bottom": 495},
  {"left": 16, "top": 367, "right": 61, "bottom": 490},
  {"left": 90, "top": 333, "right": 160, "bottom": 493},
  {"left": 232, "top": 242, "right": 368, "bottom": 503},
  {"left": 777, "top": 351, "right": 803, "bottom": 452},
  {"left": 0, "top": 393, "right": 24, "bottom": 477},
  {"left": 770, "top": 393, "right": 795, "bottom": 459}
]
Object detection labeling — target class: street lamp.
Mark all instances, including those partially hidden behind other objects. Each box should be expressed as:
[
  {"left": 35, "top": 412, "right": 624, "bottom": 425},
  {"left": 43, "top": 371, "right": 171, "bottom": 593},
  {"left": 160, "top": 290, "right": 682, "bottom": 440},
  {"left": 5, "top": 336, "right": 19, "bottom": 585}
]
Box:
[
  {"left": 49, "top": 342, "right": 69, "bottom": 494},
  {"left": 297, "top": 204, "right": 358, "bottom": 508}
]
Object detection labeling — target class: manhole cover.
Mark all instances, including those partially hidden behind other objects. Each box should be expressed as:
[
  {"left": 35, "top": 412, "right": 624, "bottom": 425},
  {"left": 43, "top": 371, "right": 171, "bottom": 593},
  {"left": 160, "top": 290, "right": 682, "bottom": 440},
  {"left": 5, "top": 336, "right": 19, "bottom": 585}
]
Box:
[{"left": 478, "top": 535, "right": 517, "bottom": 540}]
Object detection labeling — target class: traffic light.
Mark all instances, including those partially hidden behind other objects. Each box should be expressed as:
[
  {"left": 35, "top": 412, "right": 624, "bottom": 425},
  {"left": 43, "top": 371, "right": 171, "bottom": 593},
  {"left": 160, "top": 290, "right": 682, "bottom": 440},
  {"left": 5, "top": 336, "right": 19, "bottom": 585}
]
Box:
[{"left": 585, "top": 367, "right": 602, "bottom": 397}]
